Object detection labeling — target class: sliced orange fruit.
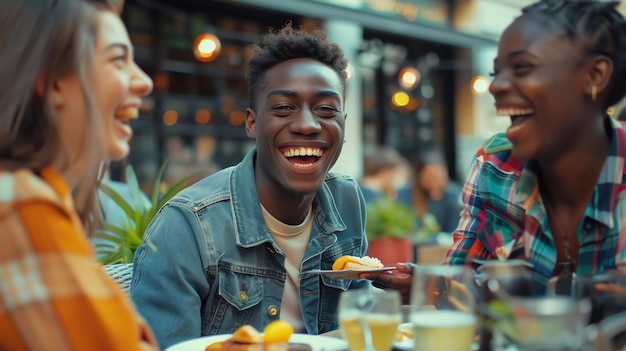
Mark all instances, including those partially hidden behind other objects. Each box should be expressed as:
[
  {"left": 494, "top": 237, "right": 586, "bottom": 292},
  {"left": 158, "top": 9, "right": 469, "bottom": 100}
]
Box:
[
  {"left": 263, "top": 320, "right": 293, "bottom": 343},
  {"left": 332, "top": 256, "right": 359, "bottom": 270}
]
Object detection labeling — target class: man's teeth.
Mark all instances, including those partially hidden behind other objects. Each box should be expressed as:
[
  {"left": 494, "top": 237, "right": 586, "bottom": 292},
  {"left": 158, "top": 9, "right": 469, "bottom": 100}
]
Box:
[
  {"left": 496, "top": 108, "right": 534, "bottom": 117},
  {"left": 293, "top": 163, "right": 315, "bottom": 168},
  {"left": 115, "top": 107, "right": 139, "bottom": 120},
  {"left": 282, "top": 147, "right": 324, "bottom": 158}
]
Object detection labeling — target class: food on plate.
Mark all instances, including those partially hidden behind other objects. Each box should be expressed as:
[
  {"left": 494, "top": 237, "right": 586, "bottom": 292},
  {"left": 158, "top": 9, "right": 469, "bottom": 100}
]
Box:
[
  {"left": 231, "top": 325, "right": 263, "bottom": 344},
  {"left": 264, "top": 320, "right": 294, "bottom": 343},
  {"left": 205, "top": 321, "right": 294, "bottom": 351},
  {"left": 332, "top": 255, "right": 384, "bottom": 270},
  {"left": 205, "top": 340, "right": 261, "bottom": 350},
  {"left": 396, "top": 328, "right": 413, "bottom": 341}
]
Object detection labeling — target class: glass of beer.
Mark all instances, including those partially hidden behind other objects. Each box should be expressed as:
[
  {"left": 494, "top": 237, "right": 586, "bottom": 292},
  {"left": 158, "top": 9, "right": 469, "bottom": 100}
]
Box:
[
  {"left": 410, "top": 265, "right": 478, "bottom": 351},
  {"left": 338, "top": 289, "right": 402, "bottom": 351}
]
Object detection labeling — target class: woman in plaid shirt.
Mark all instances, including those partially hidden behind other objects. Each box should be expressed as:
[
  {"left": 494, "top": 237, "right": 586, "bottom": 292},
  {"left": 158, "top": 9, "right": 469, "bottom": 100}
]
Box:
[
  {"left": 0, "top": 0, "right": 156, "bottom": 350},
  {"left": 363, "top": 0, "right": 626, "bottom": 301}
]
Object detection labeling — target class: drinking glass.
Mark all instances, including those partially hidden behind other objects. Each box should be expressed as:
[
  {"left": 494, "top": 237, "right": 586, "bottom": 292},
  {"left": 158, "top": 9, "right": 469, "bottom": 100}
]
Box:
[
  {"left": 508, "top": 296, "right": 591, "bottom": 351},
  {"left": 572, "top": 273, "right": 626, "bottom": 325},
  {"left": 338, "top": 289, "right": 402, "bottom": 351},
  {"left": 410, "top": 265, "right": 478, "bottom": 351},
  {"left": 570, "top": 273, "right": 626, "bottom": 350}
]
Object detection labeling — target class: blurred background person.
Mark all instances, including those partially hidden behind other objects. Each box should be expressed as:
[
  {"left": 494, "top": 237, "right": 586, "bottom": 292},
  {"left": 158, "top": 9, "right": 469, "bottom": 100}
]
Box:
[
  {"left": 359, "top": 143, "right": 410, "bottom": 203},
  {"left": 397, "top": 151, "right": 463, "bottom": 237},
  {"left": 0, "top": 0, "right": 156, "bottom": 350}
]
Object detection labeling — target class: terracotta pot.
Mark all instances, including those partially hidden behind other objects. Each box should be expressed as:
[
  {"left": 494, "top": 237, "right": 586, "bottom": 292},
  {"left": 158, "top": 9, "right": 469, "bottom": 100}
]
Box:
[{"left": 366, "top": 237, "right": 413, "bottom": 266}]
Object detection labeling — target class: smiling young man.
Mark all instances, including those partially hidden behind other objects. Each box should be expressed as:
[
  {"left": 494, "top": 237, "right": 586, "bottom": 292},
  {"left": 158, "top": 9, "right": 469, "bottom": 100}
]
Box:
[{"left": 130, "top": 23, "right": 371, "bottom": 349}]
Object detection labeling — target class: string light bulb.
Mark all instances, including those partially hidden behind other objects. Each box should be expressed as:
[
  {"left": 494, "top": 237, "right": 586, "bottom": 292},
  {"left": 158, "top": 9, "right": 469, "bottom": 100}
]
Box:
[
  {"left": 193, "top": 33, "right": 221, "bottom": 62},
  {"left": 398, "top": 67, "right": 420, "bottom": 89}
]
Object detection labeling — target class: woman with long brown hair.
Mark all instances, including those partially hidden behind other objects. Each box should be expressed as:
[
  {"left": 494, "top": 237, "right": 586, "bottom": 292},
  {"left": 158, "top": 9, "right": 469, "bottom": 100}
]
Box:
[{"left": 0, "top": 0, "right": 157, "bottom": 349}]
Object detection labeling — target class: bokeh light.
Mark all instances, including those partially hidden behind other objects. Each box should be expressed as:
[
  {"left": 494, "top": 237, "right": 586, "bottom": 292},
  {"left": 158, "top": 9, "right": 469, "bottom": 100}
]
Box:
[
  {"left": 195, "top": 109, "right": 211, "bottom": 124},
  {"left": 345, "top": 63, "right": 353, "bottom": 80},
  {"left": 398, "top": 67, "right": 420, "bottom": 89},
  {"left": 163, "top": 110, "right": 178, "bottom": 126},
  {"left": 193, "top": 33, "right": 221, "bottom": 62},
  {"left": 392, "top": 91, "right": 410, "bottom": 107},
  {"left": 471, "top": 75, "right": 489, "bottom": 95},
  {"left": 229, "top": 110, "right": 245, "bottom": 126}
]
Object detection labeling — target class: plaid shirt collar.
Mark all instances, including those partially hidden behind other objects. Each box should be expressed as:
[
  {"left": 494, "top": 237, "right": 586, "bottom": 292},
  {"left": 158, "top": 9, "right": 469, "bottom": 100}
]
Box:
[{"left": 512, "top": 117, "right": 626, "bottom": 230}]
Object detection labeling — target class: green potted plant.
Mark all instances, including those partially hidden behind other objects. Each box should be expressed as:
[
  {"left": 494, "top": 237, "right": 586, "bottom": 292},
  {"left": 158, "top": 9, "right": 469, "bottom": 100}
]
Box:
[
  {"left": 365, "top": 196, "right": 416, "bottom": 265},
  {"left": 94, "top": 162, "right": 207, "bottom": 291}
]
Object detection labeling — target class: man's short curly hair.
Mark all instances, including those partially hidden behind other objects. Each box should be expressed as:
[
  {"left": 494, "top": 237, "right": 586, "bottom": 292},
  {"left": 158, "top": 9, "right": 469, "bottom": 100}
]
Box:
[{"left": 245, "top": 22, "right": 348, "bottom": 111}]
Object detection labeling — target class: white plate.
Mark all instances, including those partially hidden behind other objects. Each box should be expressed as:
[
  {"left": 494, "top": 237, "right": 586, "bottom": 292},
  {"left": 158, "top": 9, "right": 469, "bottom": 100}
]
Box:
[
  {"left": 394, "top": 323, "right": 413, "bottom": 350},
  {"left": 306, "top": 266, "right": 396, "bottom": 280},
  {"left": 393, "top": 323, "right": 481, "bottom": 351},
  {"left": 165, "top": 333, "right": 348, "bottom": 351}
]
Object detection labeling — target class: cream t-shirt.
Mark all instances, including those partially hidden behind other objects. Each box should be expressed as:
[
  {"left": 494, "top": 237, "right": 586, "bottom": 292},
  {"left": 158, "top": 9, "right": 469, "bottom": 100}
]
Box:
[{"left": 261, "top": 205, "right": 313, "bottom": 333}]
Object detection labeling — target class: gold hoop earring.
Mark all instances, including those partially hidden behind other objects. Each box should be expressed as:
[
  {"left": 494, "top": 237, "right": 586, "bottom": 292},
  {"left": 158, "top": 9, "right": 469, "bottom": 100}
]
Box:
[{"left": 591, "top": 85, "right": 597, "bottom": 102}]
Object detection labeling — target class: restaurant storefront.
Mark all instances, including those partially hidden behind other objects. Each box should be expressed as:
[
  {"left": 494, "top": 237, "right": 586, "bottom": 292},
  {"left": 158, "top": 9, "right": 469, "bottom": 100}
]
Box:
[{"left": 118, "top": 0, "right": 497, "bottom": 190}]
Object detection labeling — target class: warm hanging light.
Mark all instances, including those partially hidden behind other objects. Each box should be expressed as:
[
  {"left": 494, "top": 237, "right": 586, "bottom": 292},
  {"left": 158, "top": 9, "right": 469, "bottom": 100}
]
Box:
[
  {"left": 398, "top": 67, "right": 420, "bottom": 89},
  {"left": 195, "top": 109, "right": 211, "bottom": 124},
  {"left": 471, "top": 75, "right": 489, "bottom": 95},
  {"left": 229, "top": 110, "right": 245, "bottom": 126},
  {"left": 193, "top": 33, "right": 221, "bottom": 62},
  {"left": 163, "top": 110, "right": 178, "bottom": 126},
  {"left": 391, "top": 91, "right": 410, "bottom": 107}
]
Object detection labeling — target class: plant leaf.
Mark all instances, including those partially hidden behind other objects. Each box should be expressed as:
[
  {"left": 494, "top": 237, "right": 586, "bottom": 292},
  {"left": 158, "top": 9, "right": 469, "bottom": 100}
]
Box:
[
  {"left": 124, "top": 165, "right": 151, "bottom": 226},
  {"left": 98, "top": 251, "right": 124, "bottom": 265},
  {"left": 95, "top": 224, "right": 131, "bottom": 241},
  {"left": 99, "top": 182, "right": 136, "bottom": 220},
  {"left": 95, "top": 162, "right": 212, "bottom": 265},
  {"left": 365, "top": 196, "right": 416, "bottom": 240},
  {"left": 157, "top": 168, "right": 209, "bottom": 209},
  {"left": 149, "top": 160, "right": 169, "bottom": 209}
]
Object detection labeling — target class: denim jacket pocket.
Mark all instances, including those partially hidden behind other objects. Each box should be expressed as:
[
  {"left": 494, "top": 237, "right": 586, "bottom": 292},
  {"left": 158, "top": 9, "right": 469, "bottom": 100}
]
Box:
[
  {"left": 318, "top": 240, "right": 359, "bottom": 290},
  {"left": 218, "top": 269, "right": 263, "bottom": 310},
  {"left": 320, "top": 275, "right": 351, "bottom": 291}
]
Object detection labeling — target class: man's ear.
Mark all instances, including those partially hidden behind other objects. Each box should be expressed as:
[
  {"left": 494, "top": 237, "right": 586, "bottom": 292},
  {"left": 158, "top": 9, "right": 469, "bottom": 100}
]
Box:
[
  {"left": 586, "top": 55, "right": 613, "bottom": 97},
  {"left": 244, "top": 108, "right": 257, "bottom": 139}
]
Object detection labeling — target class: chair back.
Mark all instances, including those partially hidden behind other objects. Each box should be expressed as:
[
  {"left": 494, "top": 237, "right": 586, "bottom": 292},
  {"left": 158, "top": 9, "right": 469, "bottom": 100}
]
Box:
[{"left": 103, "top": 263, "right": 134, "bottom": 294}]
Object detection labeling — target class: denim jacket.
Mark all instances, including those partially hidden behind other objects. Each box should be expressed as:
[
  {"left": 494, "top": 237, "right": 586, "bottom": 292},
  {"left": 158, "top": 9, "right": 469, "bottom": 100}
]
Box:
[{"left": 130, "top": 149, "right": 371, "bottom": 349}]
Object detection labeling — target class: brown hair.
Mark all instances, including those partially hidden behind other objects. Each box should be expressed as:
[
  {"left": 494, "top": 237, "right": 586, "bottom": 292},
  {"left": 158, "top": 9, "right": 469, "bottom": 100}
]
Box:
[
  {"left": 0, "top": 0, "right": 124, "bottom": 230},
  {"left": 410, "top": 151, "right": 447, "bottom": 218}
]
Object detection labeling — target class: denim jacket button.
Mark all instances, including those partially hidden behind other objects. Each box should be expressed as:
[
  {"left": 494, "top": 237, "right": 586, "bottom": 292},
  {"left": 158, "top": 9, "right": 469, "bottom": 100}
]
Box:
[
  {"left": 239, "top": 291, "right": 247, "bottom": 302},
  {"left": 268, "top": 305, "right": 278, "bottom": 317}
]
